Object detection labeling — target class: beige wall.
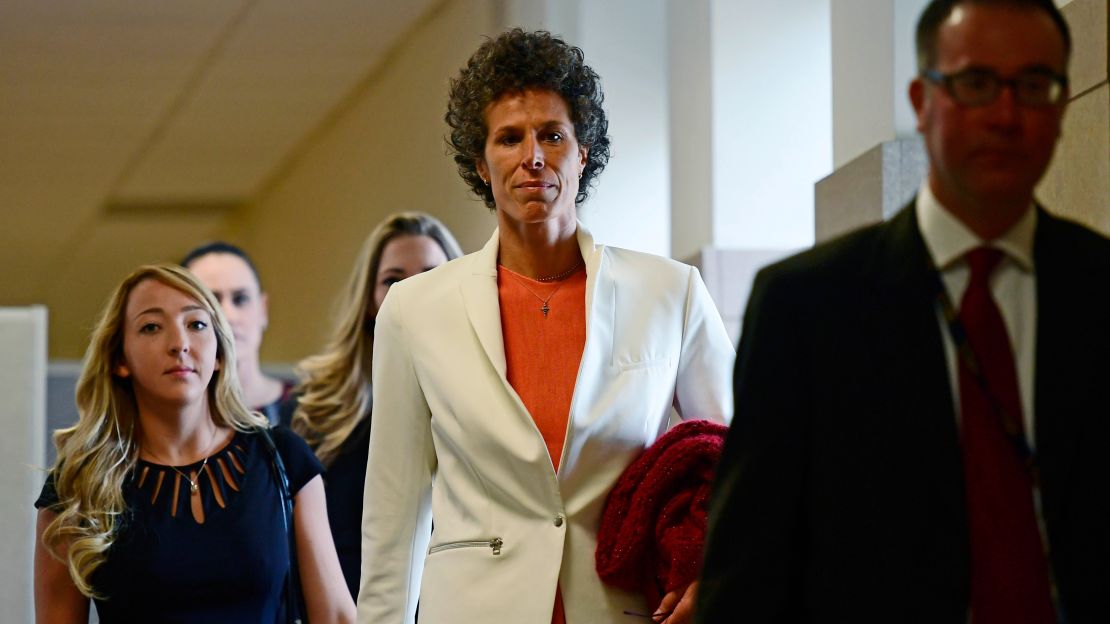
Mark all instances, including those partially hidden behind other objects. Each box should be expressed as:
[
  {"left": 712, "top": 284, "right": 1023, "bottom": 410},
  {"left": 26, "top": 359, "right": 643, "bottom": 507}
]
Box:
[
  {"left": 0, "top": 0, "right": 498, "bottom": 362},
  {"left": 0, "top": 100, "right": 231, "bottom": 360},
  {"left": 1039, "top": 0, "right": 1110, "bottom": 234},
  {"left": 232, "top": 0, "right": 498, "bottom": 363}
]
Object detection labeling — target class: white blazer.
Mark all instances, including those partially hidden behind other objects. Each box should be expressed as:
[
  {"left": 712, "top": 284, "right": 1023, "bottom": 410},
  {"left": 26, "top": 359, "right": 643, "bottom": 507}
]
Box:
[{"left": 357, "top": 224, "right": 734, "bottom": 623}]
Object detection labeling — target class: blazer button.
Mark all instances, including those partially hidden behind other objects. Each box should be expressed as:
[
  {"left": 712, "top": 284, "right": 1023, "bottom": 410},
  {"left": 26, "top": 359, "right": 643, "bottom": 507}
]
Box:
[{"left": 554, "top": 514, "right": 565, "bottom": 527}]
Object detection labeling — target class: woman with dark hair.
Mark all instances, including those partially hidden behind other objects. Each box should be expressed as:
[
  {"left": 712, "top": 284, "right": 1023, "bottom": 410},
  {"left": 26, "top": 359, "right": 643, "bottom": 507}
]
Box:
[
  {"left": 358, "top": 29, "right": 733, "bottom": 624},
  {"left": 182, "top": 241, "right": 292, "bottom": 423},
  {"left": 285, "top": 212, "right": 462, "bottom": 599}
]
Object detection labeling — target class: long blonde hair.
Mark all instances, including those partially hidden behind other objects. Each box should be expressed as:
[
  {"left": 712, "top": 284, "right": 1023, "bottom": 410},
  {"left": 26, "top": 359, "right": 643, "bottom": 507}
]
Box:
[
  {"left": 42, "top": 264, "right": 268, "bottom": 598},
  {"left": 292, "top": 212, "right": 462, "bottom": 465}
]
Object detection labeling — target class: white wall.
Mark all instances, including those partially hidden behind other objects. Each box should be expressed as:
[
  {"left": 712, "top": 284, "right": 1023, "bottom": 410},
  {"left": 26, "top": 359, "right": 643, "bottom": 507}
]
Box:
[
  {"left": 831, "top": 0, "right": 894, "bottom": 168},
  {"left": 712, "top": 0, "right": 832, "bottom": 249},
  {"left": 499, "top": 0, "right": 672, "bottom": 256},
  {"left": 577, "top": 0, "right": 670, "bottom": 256},
  {"left": 894, "top": 0, "right": 930, "bottom": 138},
  {"left": 667, "top": 0, "right": 715, "bottom": 260},
  {"left": 0, "top": 307, "right": 47, "bottom": 624},
  {"left": 476, "top": 0, "right": 836, "bottom": 255}
]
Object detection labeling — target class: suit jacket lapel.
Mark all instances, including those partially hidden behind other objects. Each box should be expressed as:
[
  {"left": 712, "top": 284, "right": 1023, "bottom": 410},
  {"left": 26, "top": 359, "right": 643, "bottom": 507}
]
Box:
[
  {"left": 871, "top": 204, "right": 964, "bottom": 480},
  {"left": 870, "top": 204, "right": 970, "bottom": 596},
  {"left": 870, "top": 202, "right": 938, "bottom": 291},
  {"left": 1031, "top": 208, "right": 1082, "bottom": 501}
]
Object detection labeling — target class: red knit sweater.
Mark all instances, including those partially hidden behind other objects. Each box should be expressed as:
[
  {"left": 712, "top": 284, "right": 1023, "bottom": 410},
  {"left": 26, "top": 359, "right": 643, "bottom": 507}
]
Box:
[{"left": 595, "top": 419, "right": 729, "bottom": 607}]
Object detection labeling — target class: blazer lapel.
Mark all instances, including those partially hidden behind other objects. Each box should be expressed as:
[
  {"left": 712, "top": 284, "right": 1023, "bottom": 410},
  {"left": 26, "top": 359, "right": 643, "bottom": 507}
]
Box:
[
  {"left": 557, "top": 224, "right": 610, "bottom": 476},
  {"left": 574, "top": 222, "right": 608, "bottom": 362},
  {"left": 459, "top": 231, "right": 508, "bottom": 379}
]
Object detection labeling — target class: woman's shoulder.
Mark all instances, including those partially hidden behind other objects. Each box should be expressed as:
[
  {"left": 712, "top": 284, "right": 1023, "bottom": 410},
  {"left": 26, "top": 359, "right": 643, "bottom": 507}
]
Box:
[
  {"left": 378, "top": 250, "right": 486, "bottom": 323},
  {"left": 248, "top": 426, "right": 324, "bottom": 495},
  {"left": 34, "top": 469, "right": 61, "bottom": 511},
  {"left": 598, "top": 245, "right": 695, "bottom": 289},
  {"left": 262, "top": 425, "right": 316, "bottom": 462},
  {"left": 601, "top": 245, "right": 690, "bottom": 276}
]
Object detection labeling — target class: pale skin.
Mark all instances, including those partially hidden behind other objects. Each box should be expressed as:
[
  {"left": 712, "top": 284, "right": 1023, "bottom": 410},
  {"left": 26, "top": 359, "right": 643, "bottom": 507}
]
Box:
[
  {"left": 186, "top": 252, "right": 286, "bottom": 410},
  {"left": 476, "top": 88, "right": 696, "bottom": 623},
  {"left": 34, "top": 279, "right": 353, "bottom": 624},
  {"left": 372, "top": 234, "right": 451, "bottom": 315}
]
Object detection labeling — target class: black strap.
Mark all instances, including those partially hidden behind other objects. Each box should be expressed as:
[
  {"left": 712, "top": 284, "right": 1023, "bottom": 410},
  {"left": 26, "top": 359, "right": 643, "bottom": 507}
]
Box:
[
  {"left": 259, "top": 428, "right": 304, "bottom": 624},
  {"left": 928, "top": 259, "right": 1039, "bottom": 484}
]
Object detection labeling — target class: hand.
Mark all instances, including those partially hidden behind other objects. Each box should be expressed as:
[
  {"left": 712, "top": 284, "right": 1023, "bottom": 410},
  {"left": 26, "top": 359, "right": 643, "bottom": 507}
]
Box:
[{"left": 654, "top": 580, "right": 697, "bottom": 624}]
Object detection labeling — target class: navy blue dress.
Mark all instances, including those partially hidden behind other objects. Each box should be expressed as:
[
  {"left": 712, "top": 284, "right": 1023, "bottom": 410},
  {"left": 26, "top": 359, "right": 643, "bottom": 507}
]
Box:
[{"left": 36, "top": 426, "right": 323, "bottom": 624}]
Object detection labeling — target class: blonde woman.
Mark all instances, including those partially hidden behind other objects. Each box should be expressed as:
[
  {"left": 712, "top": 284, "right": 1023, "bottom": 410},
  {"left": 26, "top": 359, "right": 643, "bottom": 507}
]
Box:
[
  {"left": 287, "top": 212, "right": 462, "bottom": 598},
  {"left": 34, "top": 264, "right": 354, "bottom": 624}
]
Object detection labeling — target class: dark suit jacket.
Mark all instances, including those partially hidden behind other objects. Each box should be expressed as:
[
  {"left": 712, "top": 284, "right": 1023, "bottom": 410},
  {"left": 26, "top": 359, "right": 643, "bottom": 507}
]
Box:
[{"left": 697, "top": 205, "right": 1110, "bottom": 623}]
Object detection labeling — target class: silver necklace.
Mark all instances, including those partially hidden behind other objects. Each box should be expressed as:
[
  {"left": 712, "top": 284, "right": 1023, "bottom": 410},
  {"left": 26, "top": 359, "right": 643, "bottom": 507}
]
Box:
[{"left": 144, "top": 430, "right": 224, "bottom": 495}]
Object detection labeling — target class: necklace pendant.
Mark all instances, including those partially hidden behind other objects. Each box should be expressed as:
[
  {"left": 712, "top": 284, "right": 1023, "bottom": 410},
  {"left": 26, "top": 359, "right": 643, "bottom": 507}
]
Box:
[
  {"left": 541, "top": 302, "right": 550, "bottom": 317},
  {"left": 189, "top": 481, "right": 199, "bottom": 493}
]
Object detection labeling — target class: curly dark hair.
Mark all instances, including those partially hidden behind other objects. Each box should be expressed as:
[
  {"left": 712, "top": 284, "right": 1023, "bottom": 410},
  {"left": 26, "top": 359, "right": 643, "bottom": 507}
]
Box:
[{"left": 446, "top": 28, "right": 611, "bottom": 210}]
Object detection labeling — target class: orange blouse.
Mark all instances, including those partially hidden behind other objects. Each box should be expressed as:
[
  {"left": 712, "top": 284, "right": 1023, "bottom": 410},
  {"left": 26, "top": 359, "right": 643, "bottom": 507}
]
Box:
[{"left": 498, "top": 264, "right": 587, "bottom": 624}]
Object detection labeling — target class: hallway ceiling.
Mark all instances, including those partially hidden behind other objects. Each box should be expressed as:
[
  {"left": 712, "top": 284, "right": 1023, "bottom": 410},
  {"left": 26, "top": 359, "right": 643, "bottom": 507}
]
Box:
[{"left": 1, "top": 0, "right": 441, "bottom": 212}]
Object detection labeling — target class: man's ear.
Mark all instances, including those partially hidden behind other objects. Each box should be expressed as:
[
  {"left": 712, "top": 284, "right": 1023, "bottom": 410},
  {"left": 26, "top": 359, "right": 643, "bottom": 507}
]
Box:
[{"left": 909, "top": 78, "right": 928, "bottom": 132}]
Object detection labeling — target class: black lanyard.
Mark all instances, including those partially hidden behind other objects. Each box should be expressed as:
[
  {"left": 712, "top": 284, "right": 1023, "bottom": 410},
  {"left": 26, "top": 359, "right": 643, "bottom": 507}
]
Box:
[
  {"left": 929, "top": 263, "right": 1040, "bottom": 485},
  {"left": 930, "top": 254, "right": 1063, "bottom": 613}
]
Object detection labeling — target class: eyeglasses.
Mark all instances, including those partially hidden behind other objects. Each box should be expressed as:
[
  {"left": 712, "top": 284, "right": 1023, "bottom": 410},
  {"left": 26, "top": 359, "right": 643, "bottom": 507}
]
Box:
[{"left": 922, "top": 68, "right": 1068, "bottom": 108}]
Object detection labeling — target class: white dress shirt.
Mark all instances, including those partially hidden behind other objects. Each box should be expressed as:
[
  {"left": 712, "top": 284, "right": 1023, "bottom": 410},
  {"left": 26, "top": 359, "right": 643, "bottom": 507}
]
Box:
[{"left": 915, "top": 183, "right": 1038, "bottom": 446}]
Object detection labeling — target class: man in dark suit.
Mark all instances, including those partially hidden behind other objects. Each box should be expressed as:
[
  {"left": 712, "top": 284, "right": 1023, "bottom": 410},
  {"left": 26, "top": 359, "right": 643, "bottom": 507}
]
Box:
[{"left": 697, "top": 1, "right": 1110, "bottom": 622}]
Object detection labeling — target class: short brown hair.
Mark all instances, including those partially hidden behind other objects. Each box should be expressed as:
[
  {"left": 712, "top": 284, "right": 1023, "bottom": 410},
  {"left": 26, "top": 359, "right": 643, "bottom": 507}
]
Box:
[{"left": 915, "top": 0, "right": 1072, "bottom": 72}]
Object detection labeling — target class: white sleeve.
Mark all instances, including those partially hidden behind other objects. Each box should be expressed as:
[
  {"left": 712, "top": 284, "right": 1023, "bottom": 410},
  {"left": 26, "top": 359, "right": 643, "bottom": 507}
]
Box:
[
  {"left": 673, "top": 265, "right": 735, "bottom": 425},
  {"left": 357, "top": 288, "right": 435, "bottom": 624}
]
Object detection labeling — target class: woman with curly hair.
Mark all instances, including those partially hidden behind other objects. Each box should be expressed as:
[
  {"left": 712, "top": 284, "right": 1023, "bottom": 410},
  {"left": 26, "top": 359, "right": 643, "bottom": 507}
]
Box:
[
  {"left": 358, "top": 29, "right": 733, "bottom": 624},
  {"left": 34, "top": 264, "right": 354, "bottom": 623},
  {"left": 284, "top": 212, "right": 462, "bottom": 599}
]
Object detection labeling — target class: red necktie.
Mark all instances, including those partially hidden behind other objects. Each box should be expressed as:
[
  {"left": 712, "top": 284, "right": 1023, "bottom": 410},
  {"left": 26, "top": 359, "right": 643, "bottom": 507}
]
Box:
[{"left": 958, "top": 247, "right": 1054, "bottom": 623}]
